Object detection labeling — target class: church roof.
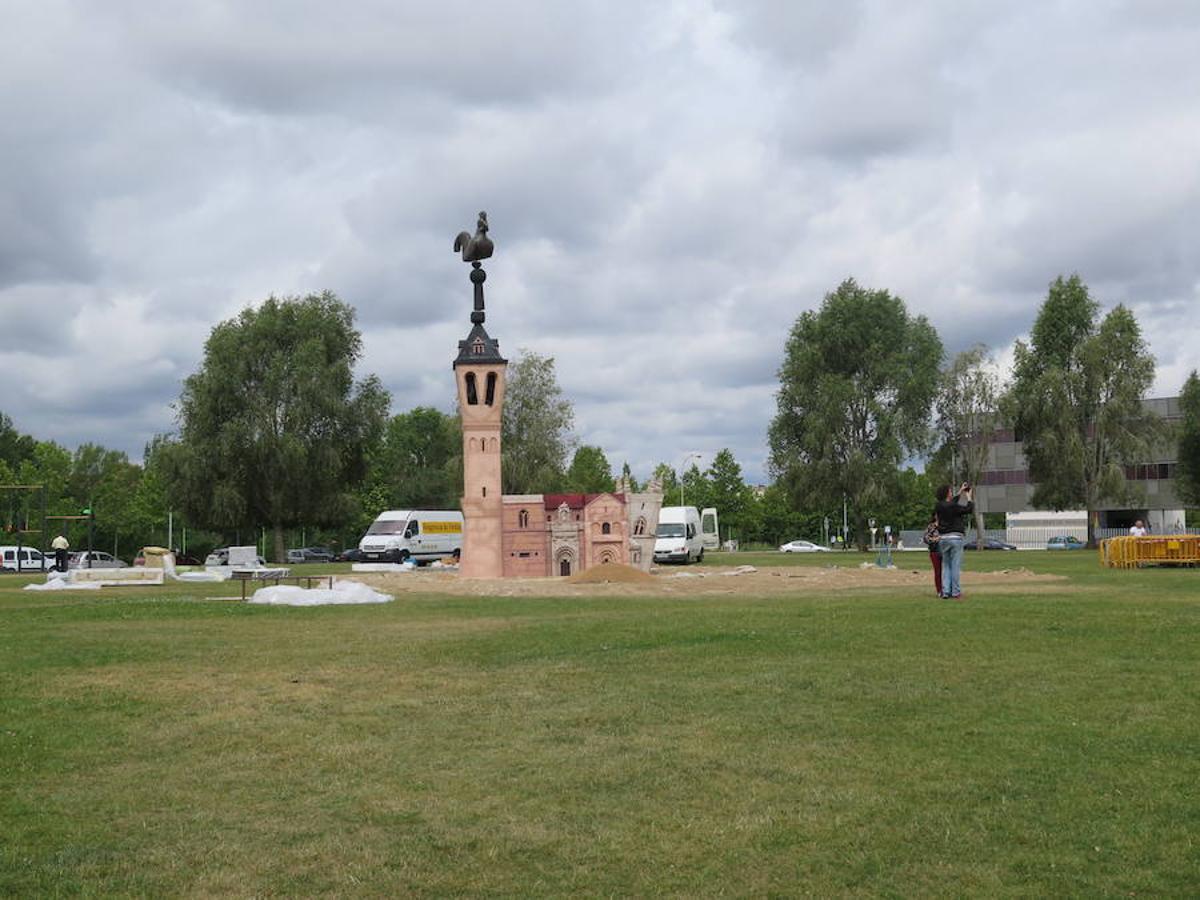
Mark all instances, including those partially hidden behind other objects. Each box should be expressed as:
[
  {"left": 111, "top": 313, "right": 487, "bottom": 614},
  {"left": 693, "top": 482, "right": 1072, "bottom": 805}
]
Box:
[
  {"left": 453, "top": 323, "right": 506, "bottom": 367},
  {"left": 543, "top": 492, "right": 625, "bottom": 511}
]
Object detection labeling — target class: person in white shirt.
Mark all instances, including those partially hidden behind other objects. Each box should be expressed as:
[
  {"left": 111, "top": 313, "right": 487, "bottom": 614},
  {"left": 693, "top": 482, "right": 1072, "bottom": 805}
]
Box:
[
  {"left": 50, "top": 533, "right": 70, "bottom": 571},
  {"left": 1129, "top": 520, "right": 1147, "bottom": 537}
]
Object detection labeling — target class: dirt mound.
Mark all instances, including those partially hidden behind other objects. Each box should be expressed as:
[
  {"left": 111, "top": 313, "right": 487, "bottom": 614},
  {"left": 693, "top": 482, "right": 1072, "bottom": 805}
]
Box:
[{"left": 566, "top": 562, "right": 655, "bottom": 584}]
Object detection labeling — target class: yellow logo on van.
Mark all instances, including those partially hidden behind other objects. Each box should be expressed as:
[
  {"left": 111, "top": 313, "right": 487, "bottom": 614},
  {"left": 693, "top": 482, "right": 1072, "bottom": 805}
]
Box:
[{"left": 423, "top": 521, "right": 463, "bottom": 534}]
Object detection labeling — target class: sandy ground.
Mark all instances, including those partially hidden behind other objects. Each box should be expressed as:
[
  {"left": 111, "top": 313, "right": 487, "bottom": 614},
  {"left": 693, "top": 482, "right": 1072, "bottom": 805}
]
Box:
[{"left": 341, "top": 563, "right": 1067, "bottom": 599}]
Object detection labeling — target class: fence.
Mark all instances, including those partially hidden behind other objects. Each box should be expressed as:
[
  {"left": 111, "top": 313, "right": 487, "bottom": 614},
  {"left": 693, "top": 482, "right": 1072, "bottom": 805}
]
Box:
[{"left": 1100, "top": 535, "right": 1200, "bottom": 569}]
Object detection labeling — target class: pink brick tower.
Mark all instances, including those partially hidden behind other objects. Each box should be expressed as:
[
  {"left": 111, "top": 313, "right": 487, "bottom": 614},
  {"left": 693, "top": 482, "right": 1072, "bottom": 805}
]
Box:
[{"left": 452, "top": 212, "right": 506, "bottom": 578}]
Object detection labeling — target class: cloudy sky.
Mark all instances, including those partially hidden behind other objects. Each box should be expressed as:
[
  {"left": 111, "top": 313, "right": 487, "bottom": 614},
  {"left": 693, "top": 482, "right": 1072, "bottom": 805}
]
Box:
[{"left": 4, "top": 1, "right": 1199, "bottom": 483}]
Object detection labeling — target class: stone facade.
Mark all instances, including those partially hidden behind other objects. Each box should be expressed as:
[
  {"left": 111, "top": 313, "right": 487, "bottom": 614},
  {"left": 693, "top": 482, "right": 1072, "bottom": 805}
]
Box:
[{"left": 496, "top": 487, "right": 662, "bottom": 577}]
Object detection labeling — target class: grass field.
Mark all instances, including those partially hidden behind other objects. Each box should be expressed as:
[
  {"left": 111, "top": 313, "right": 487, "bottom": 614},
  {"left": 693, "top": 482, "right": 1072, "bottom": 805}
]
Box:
[{"left": 2, "top": 552, "right": 1198, "bottom": 896}]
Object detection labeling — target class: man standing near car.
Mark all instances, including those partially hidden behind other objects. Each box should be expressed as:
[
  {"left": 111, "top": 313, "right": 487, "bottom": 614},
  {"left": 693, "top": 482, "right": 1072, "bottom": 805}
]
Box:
[{"left": 51, "top": 533, "right": 70, "bottom": 572}]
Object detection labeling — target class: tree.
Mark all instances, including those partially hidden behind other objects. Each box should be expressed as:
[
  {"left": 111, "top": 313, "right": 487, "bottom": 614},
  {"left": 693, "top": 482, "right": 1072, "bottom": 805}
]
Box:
[
  {"left": 1175, "top": 370, "right": 1200, "bottom": 508},
  {"left": 768, "top": 278, "right": 943, "bottom": 548},
  {"left": 501, "top": 350, "right": 575, "bottom": 493},
  {"left": 363, "top": 407, "right": 460, "bottom": 513},
  {"left": 704, "top": 449, "right": 753, "bottom": 539},
  {"left": 935, "top": 345, "right": 1004, "bottom": 545},
  {"left": 0, "top": 413, "right": 36, "bottom": 470},
  {"left": 1007, "top": 275, "right": 1160, "bottom": 546},
  {"left": 564, "top": 445, "right": 616, "bottom": 494},
  {"left": 162, "top": 292, "right": 389, "bottom": 561},
  {"left": 652, "top": 462, "right": 679, "bottom": 501}
]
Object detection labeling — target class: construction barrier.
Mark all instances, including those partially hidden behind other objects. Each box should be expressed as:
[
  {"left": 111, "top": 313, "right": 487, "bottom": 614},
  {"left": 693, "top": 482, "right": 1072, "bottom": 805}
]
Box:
[{"left": 1099, "top": 535, "right": 1200, "bottom": 569}]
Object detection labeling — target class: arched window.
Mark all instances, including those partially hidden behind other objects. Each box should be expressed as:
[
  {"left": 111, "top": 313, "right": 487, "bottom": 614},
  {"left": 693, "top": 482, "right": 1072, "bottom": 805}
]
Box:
[
  {"left": 488, "top": 437, "right": 498, "bottom": 452},
  {"left": 601, "top": 522, "right": 611, "bottom": 535},
  {"left": 518, "top": 509, "right": 529, "bottom": 528},
  {"left": 485, "top": 372, "right": 497, "bottom": 406},
  {"left": 468, "top": 437, "right": 479, "bottom": 452},
  {"left": 465, "top": 372, "right": 478, "bottom": 405},
  {"left": 634, "top": 517, "right": 646, "bottom": 536},
  {"left": 560, "top": 558, "right": 571, "bottom": 577}
]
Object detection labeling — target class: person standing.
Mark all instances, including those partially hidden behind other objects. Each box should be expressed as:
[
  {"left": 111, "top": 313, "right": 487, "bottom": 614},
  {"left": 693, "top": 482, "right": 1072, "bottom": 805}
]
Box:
[
  {"left": 51, "top": 533, "right": 70, "bottom": 572},
  {"left": 1129, "top": 519, "right": 1147, "bottom": 536},
  {"left": 934, "top": 483, "right": 973, "bottom": 600},
  {"left": 923, "top": 513, "right": 942, "bottom": 597}
]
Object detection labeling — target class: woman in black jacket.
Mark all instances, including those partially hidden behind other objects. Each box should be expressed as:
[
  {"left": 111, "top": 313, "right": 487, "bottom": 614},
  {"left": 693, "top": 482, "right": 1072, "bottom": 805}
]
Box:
[{"left": 934, "top": 482, "right": 973, "bottom": 599}]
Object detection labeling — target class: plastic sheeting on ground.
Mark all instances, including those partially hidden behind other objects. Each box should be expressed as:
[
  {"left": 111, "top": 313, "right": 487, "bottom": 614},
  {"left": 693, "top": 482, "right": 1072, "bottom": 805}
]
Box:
[
  {"left": 247, "top": 579, "right": 393, "bottom": 606},
  {"left": 24, "top": 576, "right": 102, "bottom": 591}
]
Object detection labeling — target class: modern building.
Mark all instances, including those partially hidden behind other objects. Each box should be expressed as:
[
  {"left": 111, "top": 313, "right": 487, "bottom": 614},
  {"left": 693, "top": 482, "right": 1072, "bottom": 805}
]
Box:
[{"left": 975, "top": 396, "right": 1187, "bottom": 533}]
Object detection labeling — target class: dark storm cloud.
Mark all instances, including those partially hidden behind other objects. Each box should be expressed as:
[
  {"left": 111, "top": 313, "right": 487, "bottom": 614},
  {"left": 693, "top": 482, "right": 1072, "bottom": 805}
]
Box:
[{"left": 3, "top": 1, "right": 1200, "bottom": 479}]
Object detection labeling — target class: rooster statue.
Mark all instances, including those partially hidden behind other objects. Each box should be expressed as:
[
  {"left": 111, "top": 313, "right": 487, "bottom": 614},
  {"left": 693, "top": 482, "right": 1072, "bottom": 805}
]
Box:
[{"left": 453, "top": 211, "right": 494, "bottom": 262}]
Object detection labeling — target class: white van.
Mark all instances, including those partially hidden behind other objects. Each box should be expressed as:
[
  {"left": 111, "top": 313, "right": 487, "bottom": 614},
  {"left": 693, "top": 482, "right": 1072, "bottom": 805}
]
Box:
[
  {"left": 654, "top": 506, "right": 704, "bottom": 564},
  {"left": 0, "top": 545, "right": 54, "bottom": 572},
  {"left": 359, "top": 510, "right": 464, "bottom": 564}
]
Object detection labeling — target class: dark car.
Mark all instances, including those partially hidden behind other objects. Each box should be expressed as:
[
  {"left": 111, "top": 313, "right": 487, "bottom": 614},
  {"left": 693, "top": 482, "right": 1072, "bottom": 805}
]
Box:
[
  {"left": 965, "top": 538, "right": 1018, "bottom": 551},
  {"left": 286, "top": 547, "right": 335, "bottom": 563},
  {"left": 335, "top": 548, "right": 364, "bottom": 563}
]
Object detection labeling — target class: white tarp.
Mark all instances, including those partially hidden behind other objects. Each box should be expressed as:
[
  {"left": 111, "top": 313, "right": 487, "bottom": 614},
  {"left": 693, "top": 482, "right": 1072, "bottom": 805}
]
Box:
[
  {"left": 24, "top": 576, "right": 102, "bottom": 591},
  {"left": 247, "top": 579, "right": 392, "bottom": 606}
]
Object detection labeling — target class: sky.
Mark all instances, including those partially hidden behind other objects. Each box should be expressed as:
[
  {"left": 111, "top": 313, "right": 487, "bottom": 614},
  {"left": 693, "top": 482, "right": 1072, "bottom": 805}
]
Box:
[{"left": 3, "top": 0, "right": 1199, "bottom": 484}]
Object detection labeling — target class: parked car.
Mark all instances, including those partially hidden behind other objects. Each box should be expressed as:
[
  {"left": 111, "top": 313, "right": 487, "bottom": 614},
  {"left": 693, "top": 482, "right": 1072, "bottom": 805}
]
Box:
[
  {"left": 1046, "top": 535, "right": 1087, "bottom": 550},
  {"left": 286, "top": 547, "right": 335, "bottom": 563},
  {"left": 779, "top": 539, "right": 830, "bottom": 553},
  {"left": 335, "top": 548, "right": 364, "bottom": 563},
  {"left": 965, "top": 538, "right": 1018, "bottom": 551},
  {"left": 69, "top": 551, "right": 128, "bottom": 569}
]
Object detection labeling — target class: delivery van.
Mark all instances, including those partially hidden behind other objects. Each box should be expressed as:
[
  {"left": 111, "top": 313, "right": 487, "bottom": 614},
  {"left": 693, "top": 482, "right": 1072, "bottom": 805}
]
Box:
[
  {"left": 654, "top": 506, "right": 704, "bottom": 564},
  {"left": 0, "top": 545, "right": 54, "bottom": 572},
  {"left": 358, "top": 510, "right": 464, "bottom": 564}
]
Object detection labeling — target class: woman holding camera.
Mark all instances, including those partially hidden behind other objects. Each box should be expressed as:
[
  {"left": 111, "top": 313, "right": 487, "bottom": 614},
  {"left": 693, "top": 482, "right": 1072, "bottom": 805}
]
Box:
[{"left": 934, "top": 482, "right": 973, "bottom": 600}]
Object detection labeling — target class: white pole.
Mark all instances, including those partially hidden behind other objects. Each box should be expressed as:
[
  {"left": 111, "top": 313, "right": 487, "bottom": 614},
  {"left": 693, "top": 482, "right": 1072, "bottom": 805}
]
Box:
[{"left": 167, "top": 511, "right": 173, "bottom": 550}]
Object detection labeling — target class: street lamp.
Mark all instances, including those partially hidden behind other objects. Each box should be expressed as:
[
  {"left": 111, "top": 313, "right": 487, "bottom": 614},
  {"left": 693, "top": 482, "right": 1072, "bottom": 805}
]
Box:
[{"left": 678, "top": 452, "right": 702, "bottom": 507}]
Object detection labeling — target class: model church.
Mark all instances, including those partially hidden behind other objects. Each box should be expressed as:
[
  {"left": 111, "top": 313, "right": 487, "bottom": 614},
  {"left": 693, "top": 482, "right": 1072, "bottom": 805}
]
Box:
[{"left": 450, "top": 212, "right": 661, "bottom": 578}]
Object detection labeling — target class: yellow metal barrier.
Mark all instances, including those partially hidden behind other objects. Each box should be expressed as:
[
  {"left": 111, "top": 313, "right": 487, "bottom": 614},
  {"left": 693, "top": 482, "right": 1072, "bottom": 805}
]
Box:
[{"left": 1099, "top": 535, "right": 1200, "bottom": 569}]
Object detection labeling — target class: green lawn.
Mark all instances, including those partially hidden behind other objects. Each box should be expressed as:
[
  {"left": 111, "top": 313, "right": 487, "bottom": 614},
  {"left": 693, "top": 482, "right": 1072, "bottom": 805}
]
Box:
[{"left": 2, "top": 553, "right": 1197, "bottom": 896}]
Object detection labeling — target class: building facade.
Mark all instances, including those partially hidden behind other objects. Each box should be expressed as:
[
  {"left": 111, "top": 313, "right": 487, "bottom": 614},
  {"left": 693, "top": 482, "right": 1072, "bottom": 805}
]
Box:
[{"left": 975, "top": 396, "right": 1187, "bottom": 532}]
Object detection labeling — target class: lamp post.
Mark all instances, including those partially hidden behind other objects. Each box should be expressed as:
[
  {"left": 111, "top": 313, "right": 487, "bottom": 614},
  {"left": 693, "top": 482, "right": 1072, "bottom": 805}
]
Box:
[{"left": 678, "top": 452, "right": 702, "bottom": 507}]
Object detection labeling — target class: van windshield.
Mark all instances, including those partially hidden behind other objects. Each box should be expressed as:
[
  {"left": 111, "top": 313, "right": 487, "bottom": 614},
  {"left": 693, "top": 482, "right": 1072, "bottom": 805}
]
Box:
[
  {"left": 656, "top": 523, "right": 684, "bottom": 538},
  {"left": 366, "top": 520, "right": 407, "bottom": 535}
]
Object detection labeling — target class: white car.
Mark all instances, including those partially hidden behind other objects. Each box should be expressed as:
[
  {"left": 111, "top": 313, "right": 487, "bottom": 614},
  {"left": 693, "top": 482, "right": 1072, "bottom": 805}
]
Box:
[{"left": 779, "top": 539, "right": 830, "bottom": 553}]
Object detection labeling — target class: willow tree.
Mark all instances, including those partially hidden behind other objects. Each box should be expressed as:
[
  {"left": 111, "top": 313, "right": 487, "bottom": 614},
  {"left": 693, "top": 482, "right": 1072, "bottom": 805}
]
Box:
[
  {"left": 768, "top": 278, "right": 943, "bottom": 548},
  {"left": 163, "top": 292, "right": 389, "bottom": 561},
  {"left": 1006, "top": 274, "right": 1159, "bottom": 546}
]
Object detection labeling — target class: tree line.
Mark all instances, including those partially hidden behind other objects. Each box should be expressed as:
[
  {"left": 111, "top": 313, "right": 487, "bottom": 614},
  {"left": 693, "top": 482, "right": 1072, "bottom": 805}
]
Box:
[{"left": 4, "top": 277, "right": 1198, "bottom": 560}]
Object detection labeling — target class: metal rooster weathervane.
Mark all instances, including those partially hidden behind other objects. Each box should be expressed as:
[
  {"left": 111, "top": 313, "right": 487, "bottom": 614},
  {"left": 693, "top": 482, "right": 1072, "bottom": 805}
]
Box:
[{"left": 454, "top": 211, "right": 494, "bottom": 325}]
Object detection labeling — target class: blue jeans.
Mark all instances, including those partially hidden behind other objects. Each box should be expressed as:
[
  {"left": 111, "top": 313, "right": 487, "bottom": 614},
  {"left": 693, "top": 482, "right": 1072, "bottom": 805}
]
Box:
[{"left": 939, "top": 534, "right": 964, "bottom": 597}]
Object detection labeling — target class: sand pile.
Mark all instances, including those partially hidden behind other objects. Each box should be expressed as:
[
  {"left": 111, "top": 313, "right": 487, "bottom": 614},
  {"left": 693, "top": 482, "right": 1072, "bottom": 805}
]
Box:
[{"left": 565, "top": 562, "right": 654, "bottom": 584}]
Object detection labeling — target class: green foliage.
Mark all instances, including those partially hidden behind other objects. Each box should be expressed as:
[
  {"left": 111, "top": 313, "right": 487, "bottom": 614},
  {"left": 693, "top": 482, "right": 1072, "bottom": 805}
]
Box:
[
  {"left": 501, "top": 350, "right": 575, "bottom": 493},
  {"left": 936, "top": 345, "right": 1004, "bottom": 541},
  {"left": 652, "top": 463, "right": 679, "bottom": 500},
  {"left": 702, "top": 449, "right": 754, "bottom": 537},
  {"left": 160, "top": 292, "right": 390, "bottom": 561},
  {"left": 360, "top": 407, "right": 461, "bottom": 520},
  {"left": 564, "top": 445, "right": 616, "bottom": 494},
  {"left": 1007, "top": 275, "right": 1160, "bottom": 545},
  {"left": 1176, "top": 370, "right": 1200, "bottom": 507},
  {"left": 768, "top": 278, "right": 943, "bottom": 547},
  {"left": 0, "top": 413, "right": 36, "bottom": 469}
]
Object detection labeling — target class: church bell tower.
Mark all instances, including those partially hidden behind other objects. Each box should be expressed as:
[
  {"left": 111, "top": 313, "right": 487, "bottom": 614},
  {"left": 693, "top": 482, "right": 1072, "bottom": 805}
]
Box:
[{"left": 452, "top": 212, "right": 506, "bottom": 578}]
